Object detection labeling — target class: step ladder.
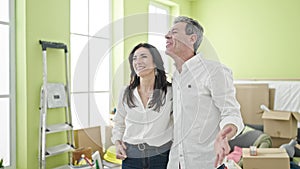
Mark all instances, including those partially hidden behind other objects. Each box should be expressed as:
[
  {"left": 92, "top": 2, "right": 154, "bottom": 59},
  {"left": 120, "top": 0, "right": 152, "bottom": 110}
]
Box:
[{"left": 39, "top": 40, "right": 75, "bottom": 169}]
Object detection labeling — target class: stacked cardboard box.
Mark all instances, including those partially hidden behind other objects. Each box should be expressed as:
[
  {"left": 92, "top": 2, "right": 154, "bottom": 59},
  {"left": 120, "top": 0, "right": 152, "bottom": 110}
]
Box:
[
  {"left": 235, "top": 84, "right": 269, "bottom": 125},
  {"left": 262, "top": 110, "right": 300, "bottom": 147},
  {"left": 235, "top": 83, "right": 300, "bottom": 148}
]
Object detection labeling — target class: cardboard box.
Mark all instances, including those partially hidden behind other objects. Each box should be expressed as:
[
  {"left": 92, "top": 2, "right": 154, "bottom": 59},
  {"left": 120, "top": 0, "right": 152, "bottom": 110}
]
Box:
[
  {"left": 243, "top": 148, "right": 289, "bottom": 169},
  {"left": 269, "top": 88, "right": 276, "bottom": 110},
  {"left": 235, "top": 84, "right": 269, "bottom": 125},
  {"left": 262, "top": 110, "right": 300, "bottom": 138},
  {"left": 271, "top": 137, "right": 293, "bottom": 148},
  {"left": 72, "top": 147, "right": 92, "bottom": 165},
  {"left": 74, "top": 126, "right": 104, "bottom": 158}
]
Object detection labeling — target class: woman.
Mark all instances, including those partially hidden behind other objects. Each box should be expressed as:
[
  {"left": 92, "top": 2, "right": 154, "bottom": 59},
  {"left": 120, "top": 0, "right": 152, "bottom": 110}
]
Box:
[{"left": 112, "top": 43, "right": 173, "bottom": 169}]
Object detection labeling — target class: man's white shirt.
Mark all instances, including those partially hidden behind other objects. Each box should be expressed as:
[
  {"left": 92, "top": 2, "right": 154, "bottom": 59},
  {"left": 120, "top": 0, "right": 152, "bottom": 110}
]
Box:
[{"left": 167, "top": 53, "right": 244, "bottom": 169}]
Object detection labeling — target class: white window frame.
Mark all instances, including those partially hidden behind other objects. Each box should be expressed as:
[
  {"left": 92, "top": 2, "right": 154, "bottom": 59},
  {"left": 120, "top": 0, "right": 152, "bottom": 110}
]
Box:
[
  {"left": 0, "top": 0, "right": 16, "bottom": 168},
  {"left": 70, "top": 0, "right": 112, "bottom": 130},
  {"left": 148, "top": 2, "right": 173, "bottom": 76}
]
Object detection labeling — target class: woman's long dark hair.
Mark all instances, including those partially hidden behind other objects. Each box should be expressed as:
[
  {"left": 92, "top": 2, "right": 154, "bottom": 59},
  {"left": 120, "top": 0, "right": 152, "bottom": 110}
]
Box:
[{"left": 123, "top": 43, "right": 171, "bottom": 112}]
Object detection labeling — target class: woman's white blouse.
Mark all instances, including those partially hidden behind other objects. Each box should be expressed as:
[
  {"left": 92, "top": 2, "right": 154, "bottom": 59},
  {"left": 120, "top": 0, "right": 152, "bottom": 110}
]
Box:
[{"left": 111, "top": 86, "right": 173, "bottom": 147}]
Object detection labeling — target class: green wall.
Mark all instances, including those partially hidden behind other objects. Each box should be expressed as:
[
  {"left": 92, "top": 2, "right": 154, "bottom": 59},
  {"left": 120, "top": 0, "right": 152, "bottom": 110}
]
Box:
[
  {"left": 111, "top": 0, "right": 125, "bottom": 107},
  {"left": 16, "top": 0, "right": 70, "bottom": 168},
  {"left": 192, "top": 0, "right": 300, "bottom": 79}
]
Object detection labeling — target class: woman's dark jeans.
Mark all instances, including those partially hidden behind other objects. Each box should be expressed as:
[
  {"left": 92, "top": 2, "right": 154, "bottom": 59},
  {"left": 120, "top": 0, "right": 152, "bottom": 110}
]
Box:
[{"left": 122, "top": 142, "right": 171, "bottom": 169}]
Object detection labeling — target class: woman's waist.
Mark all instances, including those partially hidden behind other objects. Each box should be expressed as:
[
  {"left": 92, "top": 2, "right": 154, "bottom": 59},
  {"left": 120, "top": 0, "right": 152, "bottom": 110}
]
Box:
[
  {"left": 124, "top": 141, "right": 172, "bottom": 158},
  {"left": 125, "top": 140, "right": 172, "bottom": 150}
]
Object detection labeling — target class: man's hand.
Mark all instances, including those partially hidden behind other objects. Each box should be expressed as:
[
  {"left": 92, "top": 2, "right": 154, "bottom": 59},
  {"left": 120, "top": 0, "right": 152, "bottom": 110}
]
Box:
[
  {"left": 115, "top": 140, "right": 127, "bottom": 160},
  {"left": 214, "top": 126, "right": 233, "bottom": 167}
]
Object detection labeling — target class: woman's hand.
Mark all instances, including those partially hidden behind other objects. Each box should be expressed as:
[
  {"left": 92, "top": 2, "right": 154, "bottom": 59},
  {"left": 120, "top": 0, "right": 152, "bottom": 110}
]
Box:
[{"left": 115, "top": 140, "right": 127, "bottom": 160}]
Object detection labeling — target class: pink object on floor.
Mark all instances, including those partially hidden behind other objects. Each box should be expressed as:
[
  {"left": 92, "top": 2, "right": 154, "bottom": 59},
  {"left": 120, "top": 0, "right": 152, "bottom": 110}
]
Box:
[{"left": 227, "top": 146, "right": 243, "bottom": 163}]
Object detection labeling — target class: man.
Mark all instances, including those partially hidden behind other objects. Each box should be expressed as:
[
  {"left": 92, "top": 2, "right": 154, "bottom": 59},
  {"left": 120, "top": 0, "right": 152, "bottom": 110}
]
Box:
[{"left": 165, "top": 16, "right": 244, "bottom": 169}]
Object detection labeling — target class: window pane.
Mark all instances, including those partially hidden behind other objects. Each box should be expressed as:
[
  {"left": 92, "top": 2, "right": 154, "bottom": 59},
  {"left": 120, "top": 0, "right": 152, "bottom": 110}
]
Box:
[
  {"left": 71, "top": 93, "right": 89, "bottom": 129},
  {"left": 149, "top": 4, "right": 155, "bottom": 13},
  {"left": 70, "top": 0, "right": 88, "bottom": 35},
  {"left": 70, "top": 34, "right": 89, "bottom": 92},
  {"left": 89, "top": 37, "right": 110, "bottom": 91},
  {"left": 71, "top": 0, "right": 111, "bottom": 130},
  {"left": 0, "top": 0, "right": 9, "bottom": 22},
  {"left": 0, "top": 24, "right": 9, "bottom": 95},
  {"left": 90, "top": 92, "right": 110, "bottom": 126},
  {"left": 156, "top": 7, "right": 167, "bottom": 14},
  {"left": 89, "top": 0, "right": 110, "bottom": 38},
  {"left": 0, "top": 98, "right": 10, "bottom": 166},
  {"left": 148, "top": 7, "right": 169, "bottom": 34},
  {"left": 148, "top": 4, "right": 172, "bottom": 74},
  {"left": 148, "top": 35, "right": 172, "bottom": 74}
]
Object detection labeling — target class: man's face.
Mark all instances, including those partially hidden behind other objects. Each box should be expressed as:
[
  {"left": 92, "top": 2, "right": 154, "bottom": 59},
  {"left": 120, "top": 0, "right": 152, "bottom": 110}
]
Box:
[{"left": 165, "top": 22, "right": 194, "bottom": 58}]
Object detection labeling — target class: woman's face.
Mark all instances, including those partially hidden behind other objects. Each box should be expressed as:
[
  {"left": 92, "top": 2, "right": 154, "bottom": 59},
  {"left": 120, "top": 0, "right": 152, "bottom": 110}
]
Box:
[{"left": 132, "top": 47, "right": 155, "bottom": 78}]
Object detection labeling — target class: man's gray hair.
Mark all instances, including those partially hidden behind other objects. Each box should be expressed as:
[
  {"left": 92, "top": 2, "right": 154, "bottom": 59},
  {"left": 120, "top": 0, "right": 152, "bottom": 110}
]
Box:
[{"left": 173, "top": 16, "right": 204, "bottom": 52}]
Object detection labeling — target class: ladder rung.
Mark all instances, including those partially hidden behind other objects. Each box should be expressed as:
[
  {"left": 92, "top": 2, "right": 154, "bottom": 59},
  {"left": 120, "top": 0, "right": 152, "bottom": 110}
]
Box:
[
  {"left": 46, "top": 144, "right": 74, "bottom": 157},
  {"left": 46, "top": 123, "right": 73, "bottom": 134}
]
